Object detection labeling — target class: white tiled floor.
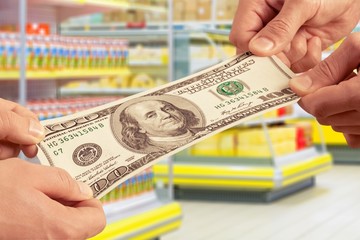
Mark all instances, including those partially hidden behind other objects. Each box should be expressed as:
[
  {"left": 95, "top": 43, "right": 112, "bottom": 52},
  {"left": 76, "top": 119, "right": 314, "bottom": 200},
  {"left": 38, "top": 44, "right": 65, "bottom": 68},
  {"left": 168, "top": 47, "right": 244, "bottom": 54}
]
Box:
[{"left": 162, "top": 165, "right": 360, "bottom": 240}]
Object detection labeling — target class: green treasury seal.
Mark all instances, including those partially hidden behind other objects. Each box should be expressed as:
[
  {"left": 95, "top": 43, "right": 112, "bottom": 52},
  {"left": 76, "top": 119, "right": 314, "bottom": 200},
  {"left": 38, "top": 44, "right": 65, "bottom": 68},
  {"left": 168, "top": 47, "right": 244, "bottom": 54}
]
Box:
[{"left": 217, "top": 81, "right": 244, "bottom": 96}]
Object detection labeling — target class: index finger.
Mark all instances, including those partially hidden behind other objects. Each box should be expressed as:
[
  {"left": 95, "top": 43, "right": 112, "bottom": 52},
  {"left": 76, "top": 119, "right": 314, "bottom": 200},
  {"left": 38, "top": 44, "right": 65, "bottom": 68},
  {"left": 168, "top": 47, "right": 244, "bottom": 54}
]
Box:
[
  {"left": 290, "top": 33, "right": 360, "bottom": 97},
  {"left": 299, "top": 75, "right": 360, "bottom": 118},
  {"left": 229, "top": 0, "right": 277, "bottom": 53},
  {"left": 0, "top": 98, "right": 38, "bottom": 120}
]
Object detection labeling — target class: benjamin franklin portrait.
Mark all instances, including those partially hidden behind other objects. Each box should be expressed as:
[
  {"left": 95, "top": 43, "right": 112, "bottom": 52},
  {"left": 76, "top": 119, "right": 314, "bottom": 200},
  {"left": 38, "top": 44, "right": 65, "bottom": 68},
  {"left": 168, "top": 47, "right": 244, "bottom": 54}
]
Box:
[{"left": 111, "top": 95, "right": 206, "bottom": 154}]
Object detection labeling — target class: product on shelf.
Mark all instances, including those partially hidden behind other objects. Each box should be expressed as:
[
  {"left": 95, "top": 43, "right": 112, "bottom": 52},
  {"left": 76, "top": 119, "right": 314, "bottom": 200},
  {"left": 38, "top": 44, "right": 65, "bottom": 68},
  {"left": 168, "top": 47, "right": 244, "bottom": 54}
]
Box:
[
  {"left": 216, "top": 0, "right": 238, "bottom": 20},
  {"left": 190, "top": 121, "right": 313, "bottom": 158},
  {"left": 0, "top": 32, "right": 129, "bottom": 71},
  {"left": 100, "top": 168, "right": 154, "bottom": 204},
  {"left": 64, "top": 0, "right": 167, "bottom": 25},
  {"left": 129, "top": 44, "right": 167, "bottom": 65},
  {"left": 27, "top": 23, "right": 50, "bottom": 35},
  {"left": 27, "top": 96, "right": 121, "bottom": 120},
  {"left": 60, "top": 73, "right": 167, "bottom": 91},
  {"left": 249, "top": 105, "right": 294, "bottom": 120},
  {"left": 130, "top": 73, "right": 155, "bottom": 88},
  {"left": 0, "top": 32, "right": 18, "bottom": 70},
  {"left": 164, "top": 0, "right": 238, "bottom": 21}
]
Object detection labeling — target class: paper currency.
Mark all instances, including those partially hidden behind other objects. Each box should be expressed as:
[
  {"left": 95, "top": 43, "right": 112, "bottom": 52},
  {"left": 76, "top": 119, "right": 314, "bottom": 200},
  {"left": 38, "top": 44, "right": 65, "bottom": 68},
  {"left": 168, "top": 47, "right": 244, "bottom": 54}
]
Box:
[{"left": 37, "top": 52, "right": 299, "bottom": 198}]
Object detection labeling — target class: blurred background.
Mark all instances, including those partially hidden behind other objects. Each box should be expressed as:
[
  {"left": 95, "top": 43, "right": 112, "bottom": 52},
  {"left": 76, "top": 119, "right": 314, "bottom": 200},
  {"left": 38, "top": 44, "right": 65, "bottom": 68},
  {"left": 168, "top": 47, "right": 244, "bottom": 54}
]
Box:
[{"left": 0, "top": 0, "right": 360, "bottom": 239}]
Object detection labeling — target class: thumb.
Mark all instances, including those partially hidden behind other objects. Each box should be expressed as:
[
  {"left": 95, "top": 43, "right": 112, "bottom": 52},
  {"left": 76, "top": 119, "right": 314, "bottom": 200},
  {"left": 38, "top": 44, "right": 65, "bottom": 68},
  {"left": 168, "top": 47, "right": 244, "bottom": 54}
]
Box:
[
  {"left": 28, "top": 164, "right": 94, "bottom": 201},
  {"left": 249, "top": 0, "right": 316, "bottom": 56},
  {"left": 0, "top": 110, "right": 45, "bottom": 144},
  {"left": 290, "top": 33, "right": 360, "bottom": 96}
]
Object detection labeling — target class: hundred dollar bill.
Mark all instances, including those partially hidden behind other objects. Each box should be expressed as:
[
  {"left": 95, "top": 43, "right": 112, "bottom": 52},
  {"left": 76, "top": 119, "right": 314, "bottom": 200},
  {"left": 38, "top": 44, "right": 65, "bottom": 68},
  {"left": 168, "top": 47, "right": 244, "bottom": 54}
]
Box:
[{"left": 37, "top": 52, "right": 299, "bottom": 199}]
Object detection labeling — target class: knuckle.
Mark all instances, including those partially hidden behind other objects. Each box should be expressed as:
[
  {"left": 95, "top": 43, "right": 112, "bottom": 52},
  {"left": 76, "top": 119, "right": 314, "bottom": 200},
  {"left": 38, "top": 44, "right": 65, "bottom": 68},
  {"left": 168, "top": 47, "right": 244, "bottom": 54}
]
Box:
[
  {"left": 291, "top": 43, "right": 307, "bottom": 58},
  {"left": 316, "top": 59, "right": 338, "bottom": 85},
  {"left": 0, "top": 111, "right": 13, "bottom": 138},
  {"left": 290, "top": 0, "right": 320, "bottom": 15},
  {"left": 229, "top": 31, "right": 247, "bottom": 51},
  {"left": 266, "top": 18, "right": 292, "bottom": 37},
  {"left": 341, "top": 80, "right": 360, "bottom": 110},
  {"left": 291, "top": 59, "right": 315, "bottom": 73}
]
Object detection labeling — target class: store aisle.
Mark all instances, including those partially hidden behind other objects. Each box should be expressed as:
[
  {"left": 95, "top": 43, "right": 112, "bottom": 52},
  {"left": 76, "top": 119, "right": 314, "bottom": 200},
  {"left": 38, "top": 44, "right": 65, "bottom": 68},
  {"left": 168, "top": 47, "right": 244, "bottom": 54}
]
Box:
[{"left": 162, "top": 165, "right": 360, "bottom": 240}]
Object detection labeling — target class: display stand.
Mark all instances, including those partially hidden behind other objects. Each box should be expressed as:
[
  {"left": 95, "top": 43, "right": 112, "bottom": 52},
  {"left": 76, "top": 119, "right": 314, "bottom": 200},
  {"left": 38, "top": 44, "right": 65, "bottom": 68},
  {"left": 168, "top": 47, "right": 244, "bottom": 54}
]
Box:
[
  {"left": 294, "top": 118, "right": 360, "bottom": 164},
  {"left": 154, "top": 117, "right": 332, "bottom": 203},
  {"left": 2, "top": 0, "right": 182, "bottom": 239},
  {"left": 91, "top": 192, "right": 182, "bottom": 240}
]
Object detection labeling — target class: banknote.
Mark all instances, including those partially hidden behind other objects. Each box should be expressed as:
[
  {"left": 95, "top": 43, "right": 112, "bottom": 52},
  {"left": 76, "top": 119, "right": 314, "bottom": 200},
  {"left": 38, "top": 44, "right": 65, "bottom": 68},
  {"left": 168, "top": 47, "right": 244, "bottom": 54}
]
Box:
[{"left": 37, "top": 52, "right": 299, "bottom": 199}]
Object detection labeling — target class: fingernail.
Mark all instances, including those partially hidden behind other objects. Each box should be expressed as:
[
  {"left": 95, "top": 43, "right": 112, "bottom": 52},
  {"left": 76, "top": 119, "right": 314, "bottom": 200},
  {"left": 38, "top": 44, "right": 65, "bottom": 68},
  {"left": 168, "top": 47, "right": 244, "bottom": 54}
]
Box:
[
  {"left": 77, "top": 181, "right": 94, "bottom": 198},
  {"left": 291, "top": 75, "right": 313, "bottom": 91},
  {"left": 29, "top": 119, "right": 45, "bottom": 140},
  {"left": 251, "top": 37, "right": 275, "bottom": 52}
]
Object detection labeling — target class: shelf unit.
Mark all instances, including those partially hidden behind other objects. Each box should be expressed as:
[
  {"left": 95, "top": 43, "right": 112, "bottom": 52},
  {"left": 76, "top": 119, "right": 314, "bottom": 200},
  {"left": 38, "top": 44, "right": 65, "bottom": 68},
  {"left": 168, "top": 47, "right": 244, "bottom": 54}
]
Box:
[
  {"left": 59, "top": 87, "right": 146, "bottom": 96},
  {"left": 91, "top": 192, "right": 182, "bottom": 240},
  {"left": 289, "top": 118, "right": 360, "bottom": 164},
  {"left": 154, "top": 115, "right": 332, "bottom": 202},
  {"left": 0, "top": 68, "right": 131, "bottom": 81},
  {"left": 60, "top": 21, "right": 232, "bottom": 33},
  {"left": 155, "top": 148, "right": 331, "bottom": 189},
  {"left": 3, "top": 0, "right": 182, "bottom": 239},
  {"left": 156, "top": 150, "right": 332, "bottom": 202},
  {"left": 0, "top": 0, "right": 167, "bottom": 23}
]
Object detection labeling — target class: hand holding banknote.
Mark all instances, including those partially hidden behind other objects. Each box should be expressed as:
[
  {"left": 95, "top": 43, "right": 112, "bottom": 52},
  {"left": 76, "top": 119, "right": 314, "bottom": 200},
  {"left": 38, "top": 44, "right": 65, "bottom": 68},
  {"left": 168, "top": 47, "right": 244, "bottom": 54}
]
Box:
[
  {"left": 229, "top": 0, "right": 360, "bottom": 72},
  {"left": 290, "top": 33, "right": 360, "bottom": 147},
  {"left": 0, "top": 98, "right": 45, "bottom": 159},
  {"left": 0, "top": 99, "right": 105, "bottom": 239},
  {"left": 230, "top": 0, "right": 360, "bottom": 146},
  {"left": 0, "top": 158, "right": 106, "bottom": 239}
]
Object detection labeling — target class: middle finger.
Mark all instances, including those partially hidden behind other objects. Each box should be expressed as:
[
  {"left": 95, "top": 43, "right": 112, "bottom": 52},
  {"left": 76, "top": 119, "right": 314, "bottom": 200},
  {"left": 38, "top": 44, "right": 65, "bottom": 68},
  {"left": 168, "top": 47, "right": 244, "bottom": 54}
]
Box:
[{"left": 317, "top": 110, "right": 360, "bottom": 126}]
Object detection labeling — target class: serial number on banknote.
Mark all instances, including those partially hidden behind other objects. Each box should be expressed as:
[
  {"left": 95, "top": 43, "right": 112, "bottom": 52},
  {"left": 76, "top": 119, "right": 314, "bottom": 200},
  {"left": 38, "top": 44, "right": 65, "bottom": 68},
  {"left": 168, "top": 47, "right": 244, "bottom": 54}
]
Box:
[{"left": 44, "top": 123, "right": 105, "bottom": 156}]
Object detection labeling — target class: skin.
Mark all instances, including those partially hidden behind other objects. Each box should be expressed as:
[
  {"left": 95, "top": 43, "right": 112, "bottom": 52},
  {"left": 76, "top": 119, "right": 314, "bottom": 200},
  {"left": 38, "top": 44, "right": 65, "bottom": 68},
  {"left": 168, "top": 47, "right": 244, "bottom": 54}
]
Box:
[
  {"left": 0, "top": 99, "right": 106, "bottom": 238},
  {"left": 290, "top": 33, "right": 360, "bottom": 147},
  {"left": 230, "top": 0, "right": 360, "bottom": 72},
  {"left": 126, "top": 100, "right": 188, "bottom": 137},
  {"left": 0, "top": 158, "right": 106, "bottom": 239},
  {"left": 230, "top": 0, "right": 360, "bottom": 147},
  {"left": 0, "top": 98, "right": 45, "bottom": 159}
]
